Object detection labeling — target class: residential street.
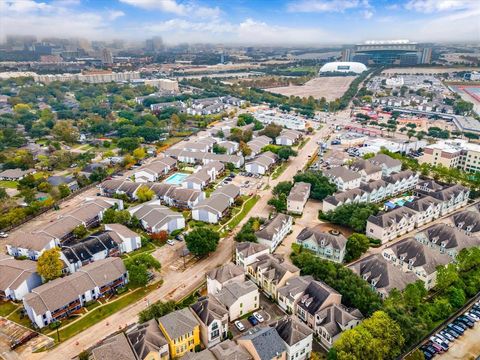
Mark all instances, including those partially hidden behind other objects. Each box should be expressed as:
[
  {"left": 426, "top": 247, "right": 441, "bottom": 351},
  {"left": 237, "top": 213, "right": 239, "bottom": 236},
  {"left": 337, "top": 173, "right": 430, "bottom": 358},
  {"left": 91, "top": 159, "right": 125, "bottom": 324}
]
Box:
[{"left": 24, "top": 115, "right": 338, "bottom": 360}]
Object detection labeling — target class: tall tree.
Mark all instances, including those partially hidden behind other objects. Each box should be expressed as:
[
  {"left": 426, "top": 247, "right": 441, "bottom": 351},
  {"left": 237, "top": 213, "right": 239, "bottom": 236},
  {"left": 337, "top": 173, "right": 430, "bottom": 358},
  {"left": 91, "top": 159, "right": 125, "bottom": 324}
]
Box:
[
  {"left": 37, "top": 248, "right": 63, "bottom": 282},
  {"left": 185, "top": 228, "right": 219, "bottom": 257}
]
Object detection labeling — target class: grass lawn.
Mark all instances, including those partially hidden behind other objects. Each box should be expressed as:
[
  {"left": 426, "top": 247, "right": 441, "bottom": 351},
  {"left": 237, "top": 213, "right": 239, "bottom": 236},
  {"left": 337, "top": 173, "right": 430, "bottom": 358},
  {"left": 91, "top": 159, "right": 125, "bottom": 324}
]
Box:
[
  {"left": 221, "top": 195, "right": 260, "bottom": 233},
  {"left": 55, "top": 282, "right": 161, "bottom": 343},
  {"left": 0, "top": 180, "right": 19, "bottom": 188},
  {"left": 0, "top": 301, "right": 19, "bottom": 317},
  {"left": 271, "top": 163, "right": 288, "bottom": 180},
  {"left": 7, "top": 308, "right": 34, "bottom": 329}
]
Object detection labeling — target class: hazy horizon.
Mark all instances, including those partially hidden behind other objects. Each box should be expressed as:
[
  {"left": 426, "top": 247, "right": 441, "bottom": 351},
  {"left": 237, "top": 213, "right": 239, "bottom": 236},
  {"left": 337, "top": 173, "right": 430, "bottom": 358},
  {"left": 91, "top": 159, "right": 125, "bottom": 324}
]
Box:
[{"left": 0, "top": 0, "right": 479, "bottom": 46}]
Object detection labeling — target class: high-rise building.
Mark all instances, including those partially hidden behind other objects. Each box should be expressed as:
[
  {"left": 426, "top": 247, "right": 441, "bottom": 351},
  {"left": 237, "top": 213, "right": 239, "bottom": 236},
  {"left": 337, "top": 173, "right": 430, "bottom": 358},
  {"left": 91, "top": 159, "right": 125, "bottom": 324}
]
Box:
[
  {"left": 421, "top": 48, "right": 432, "bottom": 64},
  {"left": 145, "top": 36, "right": 164, "bottom": 52},
  {"left": 101, "top": 48, "right": 113, "bottom": 65}
]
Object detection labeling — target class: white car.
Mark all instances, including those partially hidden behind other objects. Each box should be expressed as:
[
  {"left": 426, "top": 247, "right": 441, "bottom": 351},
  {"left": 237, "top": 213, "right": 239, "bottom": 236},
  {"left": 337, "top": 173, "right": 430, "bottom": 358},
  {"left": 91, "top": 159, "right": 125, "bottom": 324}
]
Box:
[
  {"left": 466, "top": 312, "right": 479, "bottom": 321},
  {"left": 0, "top": 232, "right": 8, "bottom": 238},
  {"left": 253, "top": 312, "right": 264, "bottom": 323},
  {"left": 235, "top": 320, "right": 245, "bottom": 332},
  {"left": 166, "top": 240, "right": 175, "bottom": 246}
]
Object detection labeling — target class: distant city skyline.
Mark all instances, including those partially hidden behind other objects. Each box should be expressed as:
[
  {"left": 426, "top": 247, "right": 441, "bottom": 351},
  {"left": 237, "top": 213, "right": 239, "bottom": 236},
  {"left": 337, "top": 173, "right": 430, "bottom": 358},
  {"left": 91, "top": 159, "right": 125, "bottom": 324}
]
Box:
[{"left": 1, "top": 0, "right": 479, "bottom": 45}]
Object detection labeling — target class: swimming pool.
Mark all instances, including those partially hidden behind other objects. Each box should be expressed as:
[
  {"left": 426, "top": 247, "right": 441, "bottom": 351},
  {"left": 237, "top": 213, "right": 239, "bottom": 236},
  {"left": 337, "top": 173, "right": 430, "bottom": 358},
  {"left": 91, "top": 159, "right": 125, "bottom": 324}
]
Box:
[{"left": 164, "top": 172, "right": 189, "bottom": 185}]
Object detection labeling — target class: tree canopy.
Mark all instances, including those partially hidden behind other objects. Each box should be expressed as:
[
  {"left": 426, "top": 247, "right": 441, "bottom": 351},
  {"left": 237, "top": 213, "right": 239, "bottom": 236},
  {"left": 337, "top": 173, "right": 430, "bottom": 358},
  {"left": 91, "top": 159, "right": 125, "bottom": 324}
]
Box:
[
  {"left": 37, "top": 247, "right": 63, "bottom": 282},
  {"left": 185, "top": 227, "right": 220, "bottom": 257},
  {"left": 293, "top": 171, "right": 337, "bottom": 200}
]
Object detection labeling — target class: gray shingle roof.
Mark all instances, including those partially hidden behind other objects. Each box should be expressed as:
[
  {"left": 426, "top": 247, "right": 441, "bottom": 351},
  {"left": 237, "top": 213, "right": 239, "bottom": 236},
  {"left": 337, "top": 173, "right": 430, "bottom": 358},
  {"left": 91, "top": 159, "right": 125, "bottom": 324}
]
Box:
[
  {"left": 211, "top": 340, "right": 252, "bottom": 360},
  {"left": 367, "top": 206, "right": 417, "bottom": 227},
  {"left": 190, "top": 296, "right": 228, "bottom": 326},
  {"left": 297, "top": 280, "right": 339, "bottom": 315},
  {"left": 207, "top": 263, "right": 244, "bottom": 283},
  {"left": 255, "top": 213, "right": 292, "bottom": 241},
  {"left": 296, "top": 226, "right": 347, "bottom": 251},
  {"left": 91, "top": 333, "right": 136, "bottom": 360},
  {"left": 369, "top": 154, "right": 402, "bottom": 169},
  {"left": 288, "top": 182, "right": 311, "bottom": 202},
  {"left": 271, "top": 316, "right": 313, "bottom": 346},
  {"left": 239, "top": 327, "right": 286, "bottom": 360},
  {"left": 126, "top": 319, "right": 168, "bottom": 360},
  {"left": 236, "top": 242, "right": 269, "bottom": 257},
  {"left": 158, "top": 308, "right": 199, "bottom": 340},
  {"left": 214, "top": 280, "right": 258, "bottom": 308},
  {"left": 323, "top": 166, "right": 361, "bottom": 183}
]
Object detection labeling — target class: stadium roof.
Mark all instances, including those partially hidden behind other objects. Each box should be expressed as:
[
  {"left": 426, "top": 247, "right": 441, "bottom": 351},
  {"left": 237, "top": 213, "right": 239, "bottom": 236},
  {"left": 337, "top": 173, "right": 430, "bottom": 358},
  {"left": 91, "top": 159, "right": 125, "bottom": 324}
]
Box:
[{"left": 319, "top": 62, "right": 367, "bottom": 74}]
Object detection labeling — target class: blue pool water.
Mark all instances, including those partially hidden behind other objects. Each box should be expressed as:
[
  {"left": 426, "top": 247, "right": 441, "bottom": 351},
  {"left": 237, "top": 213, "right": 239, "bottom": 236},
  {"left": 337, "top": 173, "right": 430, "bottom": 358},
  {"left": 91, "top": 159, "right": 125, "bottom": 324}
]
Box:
[{"left": 164, "top": 172, "right": 189, "bottom": 185}]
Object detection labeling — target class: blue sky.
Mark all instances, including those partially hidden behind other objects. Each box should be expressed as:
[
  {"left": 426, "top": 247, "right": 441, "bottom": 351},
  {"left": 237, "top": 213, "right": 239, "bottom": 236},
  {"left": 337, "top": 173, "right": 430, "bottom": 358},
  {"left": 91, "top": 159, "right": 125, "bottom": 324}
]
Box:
[{"left": 1, "top": 0, "right": 479, "bottom": 45}]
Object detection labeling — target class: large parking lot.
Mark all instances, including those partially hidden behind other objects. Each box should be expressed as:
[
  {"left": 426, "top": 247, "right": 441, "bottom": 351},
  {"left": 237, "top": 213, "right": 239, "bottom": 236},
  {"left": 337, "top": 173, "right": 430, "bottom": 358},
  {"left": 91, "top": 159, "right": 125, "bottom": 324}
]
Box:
[{"left": 230, "top": 292, "right": 287, "bottom": 338}]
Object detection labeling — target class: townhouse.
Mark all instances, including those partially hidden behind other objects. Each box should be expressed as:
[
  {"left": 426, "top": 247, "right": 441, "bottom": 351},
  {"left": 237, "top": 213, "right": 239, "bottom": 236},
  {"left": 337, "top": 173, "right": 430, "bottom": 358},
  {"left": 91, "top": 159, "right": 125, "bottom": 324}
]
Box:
[
  {"left": 91, "top": 332, "right": 137, "bottom": 360},
  {"left": 287, "top": 182, "right": 311, "bottom": 215},
  {"left": 126, "top": 319, "right": 170, "bottom": 360},
  {"left": 429, "top": 184, "right": 470, "bottom": 216},
  {"left": 191, "top": 296, "right": 229, "bottom": 348},
  {"left": 246, "top": 254, "right": 300, "bottom": 299},
  {"left": 6, "top": 197, "right": 122, "bottom": 260},
  {"left": 128, "top": 200, "right": 185, "bottom": 234},
  {"left": 366, "top": 207, "right": 418, "bottom": 243},
  {"left": 323, "top": 167, "right": 362, "bottom": 191},
  {"left": 383, "top": 170, "right": 419, "bottom": 195},
  {"left": 254, "top": 214, "right": 293, "bottom": 252},
  {"left": 207, "top": 263, "right": 245, "bottom": 295},
  {"left": 237, "top": 327, "right": 287, "bottom": 360},
  {"left": 368, "top": 154, "right": 402, "bottom": 175},
  {"left": 404, "top": 196, "right": 442, "bottom": 226},
  {"left": 349, "top": 159, "right": 382, "bottom": 182},
  {"left": 349, "top": 254, "right": 418, "bottom": 299},
  {"left": 382, "top": 237, "right": 451, "bottom": 289},
  {"left": 296, "top": 226, "right": 347, "bottom": 263},
  {"left": 235, "top": 242, "right": 270, "bottom": 270},
  {"left": 192, "top": 184, "right": 240, "bottom": 224},
  {"left": 0, "top": 255, "right": 42, "bottom": 301},
  {"left": 450, "top": 207, "right": 480, "bottom": 235},
  {"left": 23, "top": 257, "right": 127, "bottom": 328},
  {"left": 359, "top": 179, "right": 391, "bottom": 203},
  {"left": 276, "top": 129, "right": 302, "bottom": 146},
  {"left": 158, "top": 308, "right": 201, "bottom": 358},
  {"left": 210, "top": 340, "right": 252, "bottom": 360},
  {"left": 322, "top": 188, "right": 369, "bottom": 213},
  {"left": 213, "top": 280, "right": 259, "bottom": 321},
  {"left": 277, "top": 276, "right": 314, "bottom": 314},
  {"left": 294, "top": 280, "right": 363, "bottom": 348},
  {"left": 415, "top": 223, "right": 480, "bottom": 259},
  {"left": 245, "top": 151, "right": 278, "bottom": 175},
  {"left": 133, "top": 157, "right": 177, "bottom": 182}
]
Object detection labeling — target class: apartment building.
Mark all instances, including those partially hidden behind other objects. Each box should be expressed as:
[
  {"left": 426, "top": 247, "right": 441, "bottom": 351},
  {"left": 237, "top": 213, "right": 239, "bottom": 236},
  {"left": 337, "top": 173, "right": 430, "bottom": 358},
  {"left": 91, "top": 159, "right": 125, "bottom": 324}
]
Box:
[
  {"left": 0, "top": 255, "right": 42, "bottom": 301},
  {"left": 207, "top": 263, "right": 245, "bottom": 295},
  {"left": 213, "top": 280, "right": 259, "bottom": 321},
  {"left": 128, "top": 200, "right": 185, "bottom": 234},
  {"left": 235, "top": 242, "right": 270, "bottom": 270},
  {"left": 23, "top": 258, "right": 127, "bottom": 328},
  {"left": 350, "top": 159, "right": 382, "bottom": 182},
  {"left": 366, "top": 207, "right": 418, "bottom": 243}
]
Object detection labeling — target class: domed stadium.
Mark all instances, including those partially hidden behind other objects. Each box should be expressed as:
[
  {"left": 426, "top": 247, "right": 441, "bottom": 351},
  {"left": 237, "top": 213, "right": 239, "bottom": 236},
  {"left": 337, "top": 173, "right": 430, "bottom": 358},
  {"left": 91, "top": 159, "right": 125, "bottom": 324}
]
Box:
[{"left": 319, "top": 62, "right": 367, "bottom": 75}]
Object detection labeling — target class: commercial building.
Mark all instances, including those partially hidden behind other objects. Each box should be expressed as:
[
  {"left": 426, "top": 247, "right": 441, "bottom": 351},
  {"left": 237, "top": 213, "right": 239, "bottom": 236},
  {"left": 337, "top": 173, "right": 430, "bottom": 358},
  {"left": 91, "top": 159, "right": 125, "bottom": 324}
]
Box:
[
  {"left": 420, "top": 139, "right": 480, "bottom": 173},
  {"left": 34, "top": 70, "right": 141, "bottom": 84},
  {"left": 254, "top": 110, "right": 306, "bottom": 131},
  {"left": 342, "top": 40, "right": 432, "bottom": 65}
]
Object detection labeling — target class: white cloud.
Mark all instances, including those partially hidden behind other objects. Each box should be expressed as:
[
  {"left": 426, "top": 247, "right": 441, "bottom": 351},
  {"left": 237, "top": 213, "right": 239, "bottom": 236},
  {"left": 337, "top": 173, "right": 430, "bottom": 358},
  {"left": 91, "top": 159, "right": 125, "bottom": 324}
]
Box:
[
  {"left": 287, "top": 0, "right": 363, "bottom": 12},
  {"left": 405, "top": 0, "right": 478, "bottom": 13},
  {"left": 362, "top": 10, "right": 373, "bottom": 19},
  {"left": 144, "top": 17, "right": 333, "bottom": 45},
  {"left": 108, "top": 10, "right": 125, "bottom": 21},
  {"left": 119, "top": 0, "right": 221, "bottom": 18}
]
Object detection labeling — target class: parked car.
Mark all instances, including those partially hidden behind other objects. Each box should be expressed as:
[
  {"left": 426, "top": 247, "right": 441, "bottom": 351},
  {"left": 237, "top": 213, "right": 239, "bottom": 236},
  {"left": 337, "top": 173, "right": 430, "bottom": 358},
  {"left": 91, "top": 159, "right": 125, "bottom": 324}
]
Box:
[
  {"left": 457, "top": 316, "right": 474, "bottom": 328},
  {"left": 247, "top": 315, "right": 258, "bottom": 326},
  {"left": 434, "top": 333, "right": 449, "bottom": 344},
  {"left": 425, "top": 344, "right": 438, "bottom": 355},
  {"left": 443, "top": 328, "right": 459, "bottom": 339},
  {"left": 463, "top": 313, "right": 478, "bottom": 322},
  {"left": 429, "top": 341, "right": 443, "bottom": 353},
  {"left": 166, "top": 240, "right": 175, "bottom": 246},
  {"left": 447, "top": 323, "right": 464, "bottom": 334},
  {"left": 234, "top": 321, "right": 245, "bottom": 332},
  {"left": 0, "top": 232, "right": 8, "bottom": 238},
  {"left": 175, "top": 234, "right": 185, "bottom": 242},
  {"left": 253, "top": 312, "right": 264, "bottom": 323},
  {"left": 439, "top": 330, "right": 455, "bottom": 341},
  {"left": 453, "top": 321, "right": 467, "bottom": 331}
]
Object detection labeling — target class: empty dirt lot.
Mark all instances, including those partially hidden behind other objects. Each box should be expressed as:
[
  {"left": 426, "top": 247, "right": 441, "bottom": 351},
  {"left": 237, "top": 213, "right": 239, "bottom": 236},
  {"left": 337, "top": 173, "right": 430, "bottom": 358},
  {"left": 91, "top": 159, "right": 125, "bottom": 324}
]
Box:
[{"left": 266, "top": 76, "right": 356, "bottom": 101}]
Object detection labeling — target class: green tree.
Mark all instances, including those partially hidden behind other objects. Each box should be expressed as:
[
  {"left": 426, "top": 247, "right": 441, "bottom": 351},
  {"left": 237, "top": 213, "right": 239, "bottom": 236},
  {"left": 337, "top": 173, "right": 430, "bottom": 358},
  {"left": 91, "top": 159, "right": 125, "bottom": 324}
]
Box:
[
  {"left": 124, "top": 253, "right": 160, "bottom": 287},
  {"left": 345, "top": 233, "right": 370, "bottom": 262},
  {"left": 272, "top": 181, "right": 293, "bottom": 196},
  {"left": 277, "top": 147, "right": 297, "bottom": 160},
  {"left": 52, "top": 121, "right": 79, "bottom": 144},
  {"left": 185, "top": 228, "right": 220, "bottom": 257},
  {"left": 37, "top": 248, "right": 63, "bottom": 282},
  {"left": 293, "top": 171, "right": 337, "bottom": 200},
  {"left": 333, "top": 311, "right": 404, "bottom": 360},
  {"left": 118, "top": 137, "right": 141, "bottom": 153},
  {"left": 73, "top": 224, "right": 88, "bottom": 238},
  {"left": 0, "top": 187, "right": 8, "bottom": 200},
  {"left": 136, "top": 185, "right": 155, "bottom": 202},
  {"left": 320, "top": 203, "right": 379, "bottom": 233},
  {"left": 58, "top": 183, "right": 71, "bottom": 198},
  {"left": 213, "top": 144, "right": 227, "bottom": 154},
  {"left": 138, "top": 300, "right": 176, "bottom": 323},
  {"left": 260, "top": 123, "right": 283, "bottom": 139},
  {"left": 133, "top": 147, "right": 146, "bottom": 161}
]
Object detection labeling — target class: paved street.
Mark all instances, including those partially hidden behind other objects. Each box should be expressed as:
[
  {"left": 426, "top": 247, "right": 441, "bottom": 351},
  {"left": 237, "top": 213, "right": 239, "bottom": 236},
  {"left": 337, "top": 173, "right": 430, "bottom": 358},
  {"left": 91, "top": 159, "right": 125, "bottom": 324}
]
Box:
[{"left": 23, "top": 114, "right": 340, "bottom": 360}]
